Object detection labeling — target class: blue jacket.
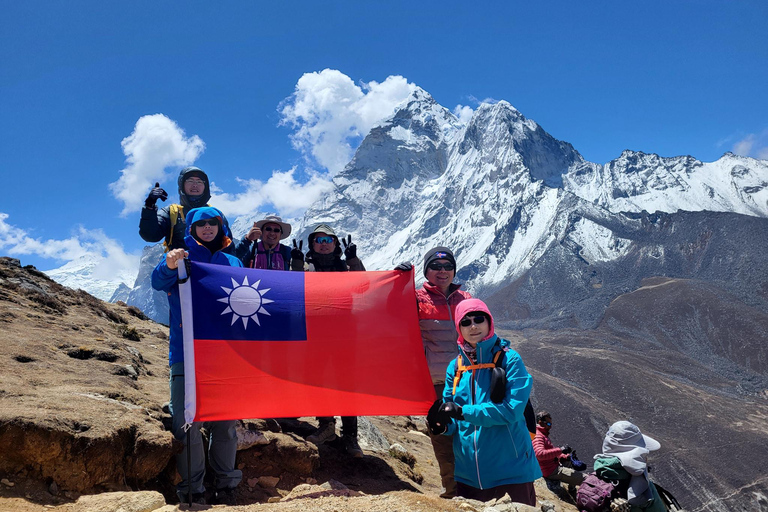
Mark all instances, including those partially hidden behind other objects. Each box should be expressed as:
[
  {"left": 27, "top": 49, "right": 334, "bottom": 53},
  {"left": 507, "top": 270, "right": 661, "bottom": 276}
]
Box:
[
  {"left": 151, "top": 206, "right": 243, "bottom": 367},
  {"left": 443, "top": 334, "right": 542, "bottom": 489}
]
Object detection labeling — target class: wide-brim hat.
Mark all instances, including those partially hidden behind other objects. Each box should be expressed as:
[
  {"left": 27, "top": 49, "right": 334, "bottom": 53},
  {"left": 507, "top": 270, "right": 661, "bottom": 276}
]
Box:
[
  {"left": 602, "top": 421, "right": 661, "bottom": 463},
  {"left": 254, "top": 215, "right": 291, "bottom": 240}
]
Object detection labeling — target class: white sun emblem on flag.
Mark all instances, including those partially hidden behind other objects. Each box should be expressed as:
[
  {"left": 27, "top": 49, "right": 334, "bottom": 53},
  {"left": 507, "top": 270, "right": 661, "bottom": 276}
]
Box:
[{"left": 218, "top": 276, "right": 274, "bottom": 328}]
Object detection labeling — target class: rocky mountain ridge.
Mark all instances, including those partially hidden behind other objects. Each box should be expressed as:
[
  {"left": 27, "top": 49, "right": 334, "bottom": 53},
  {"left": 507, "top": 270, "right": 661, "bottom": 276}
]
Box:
[{"left": 45, "top": 88, "right": 768, "bottom": 331}]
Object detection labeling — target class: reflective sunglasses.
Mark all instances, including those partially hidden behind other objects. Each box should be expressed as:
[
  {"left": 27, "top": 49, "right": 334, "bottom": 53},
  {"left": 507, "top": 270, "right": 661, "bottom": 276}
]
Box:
[
  {"left": 314, "top": 236, "right": 335, "bottom": 244},
  {"left": 263, "top": 226, "right": 282, "bottom": 233},
  {"left": 194, "top": 219, "right": 218, "bottom": 227},
  {"left": 459, "top": 315, "right": 487, "bottom": 327},
  {"left": 428, "top": 262, "right": 455, "bottom": 271}
]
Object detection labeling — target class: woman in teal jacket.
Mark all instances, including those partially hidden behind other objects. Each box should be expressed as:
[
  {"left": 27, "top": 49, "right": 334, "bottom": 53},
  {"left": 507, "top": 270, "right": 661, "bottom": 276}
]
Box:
[{"left": 428, "top": 298, "right": 541, "bottom": 504}]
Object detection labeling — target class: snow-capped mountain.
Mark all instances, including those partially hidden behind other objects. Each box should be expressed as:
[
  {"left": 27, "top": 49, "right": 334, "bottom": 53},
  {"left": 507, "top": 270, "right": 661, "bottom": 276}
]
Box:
[
  {"left": 66, "top": 86, "right": 767, "bottom": 325},
  {"left": 565, "top": 150, "right": 768, "bottom": 217},
  {"left": 44, "top": 253, "right": 137, "bottom": 302},
  {"left": 293, "top": 90, "right": 768, "bottom": 296}
]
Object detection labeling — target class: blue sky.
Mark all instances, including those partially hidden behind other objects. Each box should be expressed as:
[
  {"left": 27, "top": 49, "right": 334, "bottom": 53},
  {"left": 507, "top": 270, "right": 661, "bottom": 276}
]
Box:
[{"left": 1, "top": 1, "right": 767, "bottom": 276}]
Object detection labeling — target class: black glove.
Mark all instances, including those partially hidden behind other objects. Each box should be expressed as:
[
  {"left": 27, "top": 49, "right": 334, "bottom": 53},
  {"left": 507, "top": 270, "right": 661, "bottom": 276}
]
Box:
[
  {"left": 560, "top": 445, "right": 572, "bottom": 455},
  {"left": 341, "top": 234, "right": 357, "bottom": 260},
  {"left": 291, "top": 240, "right": 304, "bottom": 261},
  {"left": 394, "top": 261, "right": 413, "bottom": 272},
  {"left": 426, "top": 399, "right": 450, "bottom": 435},
  {"left": 144, "top": 182, "right": 168, "bottom": 208},
  {"left": 442, "top": 401, "right": 464, "bottom": 420}
]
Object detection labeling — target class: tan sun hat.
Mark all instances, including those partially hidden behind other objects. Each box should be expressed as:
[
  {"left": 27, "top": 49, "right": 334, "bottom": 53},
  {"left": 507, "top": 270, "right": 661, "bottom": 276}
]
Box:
[{"left": 254, "top": 215, "right": 291, "bottom": 240}]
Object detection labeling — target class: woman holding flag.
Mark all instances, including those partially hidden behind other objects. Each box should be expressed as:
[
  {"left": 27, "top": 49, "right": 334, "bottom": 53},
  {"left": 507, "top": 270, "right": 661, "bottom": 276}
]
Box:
[{"left": 151, "top": 206, "right": 243, "bottom": 506}]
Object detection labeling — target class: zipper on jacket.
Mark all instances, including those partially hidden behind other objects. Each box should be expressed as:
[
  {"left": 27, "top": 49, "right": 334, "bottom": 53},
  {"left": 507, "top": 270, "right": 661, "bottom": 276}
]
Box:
[
  {"left": 506, "top": 424, "right": 519, "bottom": 458},
  {"left": 473, "top": 426, "right": 483, "bottom": 489}
]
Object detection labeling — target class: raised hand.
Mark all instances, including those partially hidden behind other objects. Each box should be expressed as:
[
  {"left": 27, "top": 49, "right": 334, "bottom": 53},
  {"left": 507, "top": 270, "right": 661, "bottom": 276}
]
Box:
[
  {"left": 145, "top": 182, "right": 168, "bottom": 208},
  {"left": 246, "top": 222, "right": 262, "bottom": 241},
  {"left": 291, "top": 239, "right": 304, "bottom": 261},
  {"left": 394, "top": 261, "right": 413, "bottom": 272},
  {"left": 341, "top": 234, "right": 357, "bottom": 260}
]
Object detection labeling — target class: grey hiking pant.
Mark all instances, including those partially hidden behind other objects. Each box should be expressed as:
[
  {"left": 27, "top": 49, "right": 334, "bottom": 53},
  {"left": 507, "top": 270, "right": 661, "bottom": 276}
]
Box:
[{"left": 170, "top": 362, "right": 242, "bottom": 497}]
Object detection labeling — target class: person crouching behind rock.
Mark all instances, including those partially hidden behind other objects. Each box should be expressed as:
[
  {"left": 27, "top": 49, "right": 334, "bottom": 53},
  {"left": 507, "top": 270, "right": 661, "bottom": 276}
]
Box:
[
  {"left": 151, "top": 206, "right": 243, "bottom": 506},
  {"left": 427, "top": 298, "right": 541, "bottom": 504}
]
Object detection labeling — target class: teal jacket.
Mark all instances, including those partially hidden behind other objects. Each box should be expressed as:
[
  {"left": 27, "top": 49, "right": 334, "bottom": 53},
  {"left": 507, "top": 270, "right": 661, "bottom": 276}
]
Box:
[
  {"left": 151, "top": 206, "right": 243, "bottom": 367},
  {"left": 442, "top": 334, "right": 542, "bottom": 489}
]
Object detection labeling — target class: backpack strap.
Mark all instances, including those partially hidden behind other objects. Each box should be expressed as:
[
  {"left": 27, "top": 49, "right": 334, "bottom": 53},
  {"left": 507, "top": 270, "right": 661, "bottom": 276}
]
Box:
[
  {"left": 163, "top": 204, "right": 185, "bottom": 253},
  {"left": 452, "top": 350, "right": 502, "bottom": 395}
]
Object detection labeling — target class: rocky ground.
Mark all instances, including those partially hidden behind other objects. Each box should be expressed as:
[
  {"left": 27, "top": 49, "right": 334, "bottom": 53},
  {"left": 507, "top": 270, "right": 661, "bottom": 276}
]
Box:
[
  {"left": 0, "top": 256, "right": 579, "bottom": 511},
  {"left": 3, "top": 256, "right": 766, "bottom": 511}
]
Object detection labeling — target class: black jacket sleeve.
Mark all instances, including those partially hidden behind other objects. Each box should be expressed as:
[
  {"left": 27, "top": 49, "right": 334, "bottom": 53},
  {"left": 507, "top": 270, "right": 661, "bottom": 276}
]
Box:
[{"left": 139, "top": 205, "right": 171, "bottom": 244}]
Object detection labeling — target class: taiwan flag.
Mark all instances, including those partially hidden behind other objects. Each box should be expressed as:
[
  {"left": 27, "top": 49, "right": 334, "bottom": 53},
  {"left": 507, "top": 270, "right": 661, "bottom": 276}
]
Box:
[{"left": 178, "top": 261, "right": 435, "bottom": 423}]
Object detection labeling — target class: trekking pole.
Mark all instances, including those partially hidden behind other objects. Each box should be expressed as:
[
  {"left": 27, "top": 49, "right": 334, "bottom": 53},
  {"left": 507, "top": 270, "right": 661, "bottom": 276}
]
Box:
[{"left": 187, "top": 427, "right": 192, "bottom": 507}]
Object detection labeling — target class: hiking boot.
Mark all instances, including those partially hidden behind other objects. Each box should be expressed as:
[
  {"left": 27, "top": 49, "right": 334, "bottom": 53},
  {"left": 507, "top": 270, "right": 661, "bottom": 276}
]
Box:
[
  {"left": 215, "top": 487, "right": 237, "bottom": 506},
  {"left": 342, "top": 435, "right": 364, "bottom": 458},
  {"left": 176, "top": 491, "right": 206, "bottom": 505},
  {"left": 307, "top": 422, "right": 337, "bottom": 445}
]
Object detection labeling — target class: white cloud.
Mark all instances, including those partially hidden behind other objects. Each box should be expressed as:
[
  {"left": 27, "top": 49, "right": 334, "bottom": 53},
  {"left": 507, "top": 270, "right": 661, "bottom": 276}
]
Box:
[
  {"left": 732, "top": 129, "right": 768, "bottom": 160},
  {"left": 109, "top": 114, "right": 205, "bottom": 216},
  {"left": 453, "top": 104, "right": 474, "bottom": 125},
  {"left": 210, "top": 168, "right": 334, "bottom": 217},
  {"left": 279, "top": 69, "right": 416, "bottom": 174},
  {"left": 0, "top": 213, "right": 139, "bottom": 283}
]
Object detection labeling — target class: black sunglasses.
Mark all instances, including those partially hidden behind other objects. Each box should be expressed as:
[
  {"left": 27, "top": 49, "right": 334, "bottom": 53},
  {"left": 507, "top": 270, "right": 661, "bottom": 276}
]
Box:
[
  {"left": 194, "top": 219, "right": 218, "bottom": 227},
  {"left": 263, "top": 226, "right": 281, "bottom": 233},
  {"left": 428, "top": 262, "right": 455, "bottom": 271},
  {"left": 459, "top": 315, "right": 487, "bottom": 327}
]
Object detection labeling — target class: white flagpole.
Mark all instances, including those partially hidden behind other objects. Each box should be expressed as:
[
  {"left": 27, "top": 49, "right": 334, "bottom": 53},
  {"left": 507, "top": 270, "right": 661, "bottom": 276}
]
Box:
[{"left": 177, "top": 260, "right": 197, "bottom": 426}]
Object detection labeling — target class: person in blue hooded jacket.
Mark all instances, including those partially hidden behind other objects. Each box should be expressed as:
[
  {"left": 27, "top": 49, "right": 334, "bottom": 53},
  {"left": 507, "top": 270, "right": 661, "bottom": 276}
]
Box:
[
  {"left": 427, "top": 298, "right": 541, "bottom": 504},
  {"left": 151, "top": 206, "right": 243, "bottom": 506}
]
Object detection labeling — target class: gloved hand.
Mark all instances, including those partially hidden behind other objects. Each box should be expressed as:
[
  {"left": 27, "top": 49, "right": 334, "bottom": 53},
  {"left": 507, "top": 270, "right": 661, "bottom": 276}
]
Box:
[
  {"left": 394, "top": 261, "right": 413, "bottom": 272},
  {"left": 442, "top": 401, "right": 464, "bottom": 420},
  {"left": 341, "top": 235, "right": 357, "bottom": 260},
  {"left": 426, "top": 399, "right": 450, "bottom": 435},
  {"left": 560, "top": 445, "right": 572, "bottom": 455},
  {"left": 145, "top": 182, "right": 168, "bottom": 208},
  {"left": 291, "top": 240, "right": 304, "bottom": 262}
]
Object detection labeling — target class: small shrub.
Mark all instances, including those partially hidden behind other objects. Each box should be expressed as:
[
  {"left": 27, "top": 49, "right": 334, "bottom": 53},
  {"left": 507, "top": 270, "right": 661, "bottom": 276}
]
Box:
[
  {"left": 23, "top": 290, "right": 67, "bottom": 315},
  {"left": 117, "top": 325, "right": 142, "bottom": 341},
  {"left": 125, "top": 305, "right": 149, "bottom": 321}
]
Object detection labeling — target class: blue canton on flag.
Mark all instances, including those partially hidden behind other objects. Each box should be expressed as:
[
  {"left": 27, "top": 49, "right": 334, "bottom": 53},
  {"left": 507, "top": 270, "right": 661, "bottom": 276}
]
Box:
[{"left": 190, "top": 262, "right": 307, "bottom": 341}]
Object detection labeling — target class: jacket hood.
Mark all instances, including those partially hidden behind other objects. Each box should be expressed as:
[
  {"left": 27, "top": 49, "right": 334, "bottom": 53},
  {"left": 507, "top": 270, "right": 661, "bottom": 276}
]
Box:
[
  {"left": 184, "top": 206, "right": 233, "bottom": 252},
  {"left": 177, "top": 166, "right": 211, "bottom": 209},
  {"left": 454, "top": 298, "right": 495, "bottom": 343}
]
